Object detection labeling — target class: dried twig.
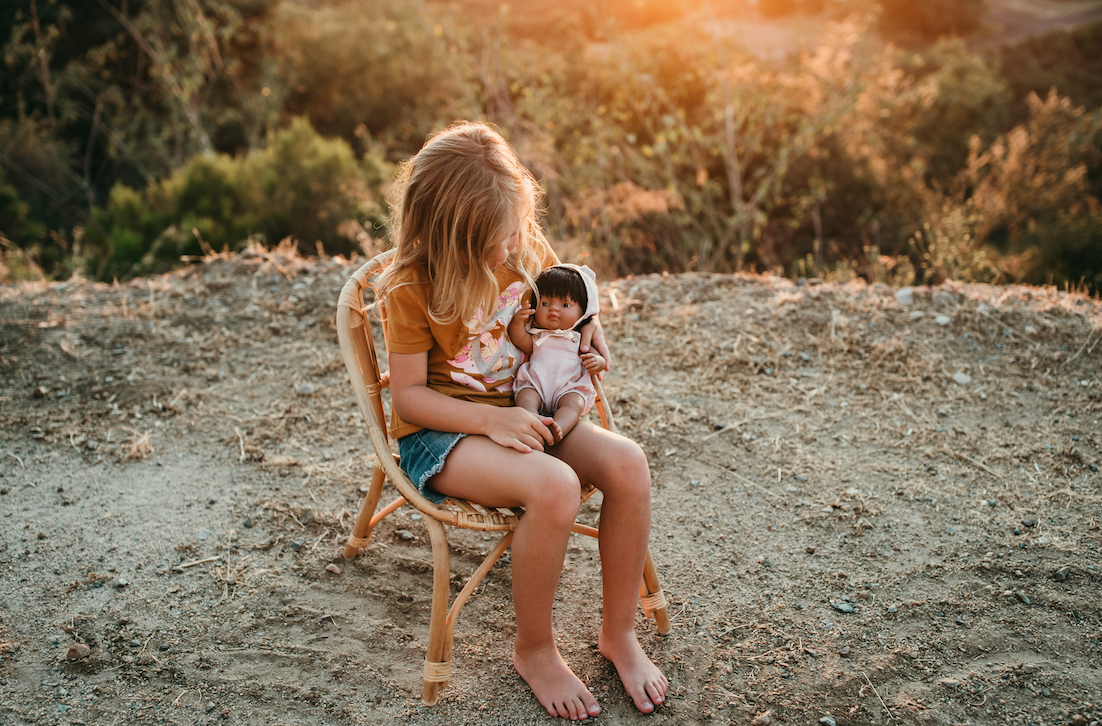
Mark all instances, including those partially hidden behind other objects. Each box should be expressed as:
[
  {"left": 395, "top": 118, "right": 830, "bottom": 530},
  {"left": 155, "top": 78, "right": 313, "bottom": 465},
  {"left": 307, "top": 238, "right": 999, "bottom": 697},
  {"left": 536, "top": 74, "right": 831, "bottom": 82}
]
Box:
[
  {"left": 943, "top": 447, "right": 1002, "bottom": 479},
  {"left": 1062, "top": 329, "right": 1097, "bottom": 367},
  {"left": 172, "top": 555, "right": 221, "bottom": 572},
  {"left": 864, "top": 673, "right": 898, "bottom": 721}
]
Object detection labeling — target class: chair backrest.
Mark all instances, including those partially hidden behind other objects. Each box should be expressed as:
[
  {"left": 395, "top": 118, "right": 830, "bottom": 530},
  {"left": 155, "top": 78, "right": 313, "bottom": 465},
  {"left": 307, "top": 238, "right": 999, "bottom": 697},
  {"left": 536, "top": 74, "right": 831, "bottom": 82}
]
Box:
[{"left": 336, "top": 251, "right": 612, "bottom": 529}]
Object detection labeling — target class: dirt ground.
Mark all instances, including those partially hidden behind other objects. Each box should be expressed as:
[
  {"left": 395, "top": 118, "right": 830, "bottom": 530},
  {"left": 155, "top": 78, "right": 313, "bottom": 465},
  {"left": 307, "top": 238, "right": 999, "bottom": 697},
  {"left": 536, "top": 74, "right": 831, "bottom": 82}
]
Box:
[{"left": 1, "top": 248, "right": 1100, "bottom": 726}]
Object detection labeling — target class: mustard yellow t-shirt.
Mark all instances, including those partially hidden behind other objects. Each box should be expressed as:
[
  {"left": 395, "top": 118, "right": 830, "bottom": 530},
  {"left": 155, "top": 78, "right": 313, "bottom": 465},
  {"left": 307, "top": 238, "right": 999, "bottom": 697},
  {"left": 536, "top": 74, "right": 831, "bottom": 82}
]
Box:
[{"left": 384, "top": 242, "right": 559, "bottom": 439}]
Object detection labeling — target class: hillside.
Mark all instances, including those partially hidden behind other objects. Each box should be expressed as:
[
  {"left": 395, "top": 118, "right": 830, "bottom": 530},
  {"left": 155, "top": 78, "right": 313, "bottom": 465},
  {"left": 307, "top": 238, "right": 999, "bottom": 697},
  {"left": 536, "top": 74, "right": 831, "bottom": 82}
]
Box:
[{"left": 1, "top": 250, "right": 1100, "bottom": 725}]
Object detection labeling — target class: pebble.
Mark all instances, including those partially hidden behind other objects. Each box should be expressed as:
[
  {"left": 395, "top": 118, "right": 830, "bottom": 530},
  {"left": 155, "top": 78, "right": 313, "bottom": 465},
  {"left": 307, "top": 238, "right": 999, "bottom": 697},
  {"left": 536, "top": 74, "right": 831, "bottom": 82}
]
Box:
[
  {"left": 1054, "top": 566, "right": 1070, "bottom": 581},
  {"left": 805, "top": 545, "right": 817, "bottom": 554},
  {"left": 65, "top": 643, "right": 91, "bottom": 660},
  {"left": 295, "top": 383, "right": 316, "bottom": 396},
  {"left": 1022, "top": 518, "right": 1035, "bottom": 528},
  {"left": 894, "top": 287, "right": 914, "bottom": 305},
  {"left": 932, "top": 290, "right": 955, "bottom": 307},
  {"left": 1015, "top": 592, "right": 1031, "bottom": 605},
  {"left": 1072, "top": 715, "right": 1088, "bottom": 726},
  {"left": 397, "top": 530, "right": 416, "bottom": 541},
  {"left": 935, "top": 315, "right": 951, "bottom": 326},
  {"left": 832, "top": 602, "right": 854, "bottom": 613},
  {"left": 888, "top": 606, "right": 897, "bottom": 613},
  {"left": 115, "top": 578, "right": 129, "bottom": 589},
  {"left": 243, "top": 516, "right": 253, "bottom": 529},
  {"left": 819, "top": 718, "right": 837, "bottom": 726},
  {"left": 291, "top": 540, "right": 304, "bottom": 551},
  {"left": 799, "top": 351, "right": 811, "bottom": 362},
  {"left": 937, "top": 678, "right": 960, "bottom": 687},
  {"left": 751, "top": 712, "right": 772, "bottom": 725},
  {"left": 325, "top": 564, "right": 341, "bottom": 575},
  {"left": 952, "top": 372, "right": 972, "bottom": 386},
  {"left": 839, "top": 646, "right": 851, "bottom": 657}
]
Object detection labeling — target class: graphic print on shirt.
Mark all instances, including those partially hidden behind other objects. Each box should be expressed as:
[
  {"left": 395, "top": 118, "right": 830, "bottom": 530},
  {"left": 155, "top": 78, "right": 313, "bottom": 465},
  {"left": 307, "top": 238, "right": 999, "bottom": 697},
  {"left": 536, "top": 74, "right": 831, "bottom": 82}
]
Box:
[{"left": 447, "top": 281, "right": 525, "bottom": 392}]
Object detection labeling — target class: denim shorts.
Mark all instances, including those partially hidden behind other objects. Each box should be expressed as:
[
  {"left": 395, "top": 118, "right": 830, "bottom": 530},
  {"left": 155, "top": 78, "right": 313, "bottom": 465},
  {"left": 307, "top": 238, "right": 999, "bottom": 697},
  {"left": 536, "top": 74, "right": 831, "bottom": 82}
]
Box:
[{"left": 397, "top": 429, "right": 467, "bottom": 505}]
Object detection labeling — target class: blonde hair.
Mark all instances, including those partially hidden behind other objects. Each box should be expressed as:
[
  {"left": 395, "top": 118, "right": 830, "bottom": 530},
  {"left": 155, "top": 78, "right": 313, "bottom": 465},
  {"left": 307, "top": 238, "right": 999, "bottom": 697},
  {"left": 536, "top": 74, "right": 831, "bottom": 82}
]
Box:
[{"left": 377, "top": 122, "right": 547, "bottom": 326}]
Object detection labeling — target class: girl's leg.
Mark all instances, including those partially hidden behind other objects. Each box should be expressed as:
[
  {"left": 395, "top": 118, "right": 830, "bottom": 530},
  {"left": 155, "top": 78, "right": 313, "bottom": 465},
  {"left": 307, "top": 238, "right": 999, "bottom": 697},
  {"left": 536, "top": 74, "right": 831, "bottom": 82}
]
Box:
[
  {"left": 550, "top": 421, "right": 669, "bottom": 713},
  {"left": 431, "top": 436, "right": 601, "bottom": 721}
]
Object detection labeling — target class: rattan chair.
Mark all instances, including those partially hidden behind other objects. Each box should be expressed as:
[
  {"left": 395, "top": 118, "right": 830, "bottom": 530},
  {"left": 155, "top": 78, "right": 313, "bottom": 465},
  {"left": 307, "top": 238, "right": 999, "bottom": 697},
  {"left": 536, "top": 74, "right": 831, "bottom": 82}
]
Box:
[{"left": 335, "top": 250, "right": 671, "bottom": 705}]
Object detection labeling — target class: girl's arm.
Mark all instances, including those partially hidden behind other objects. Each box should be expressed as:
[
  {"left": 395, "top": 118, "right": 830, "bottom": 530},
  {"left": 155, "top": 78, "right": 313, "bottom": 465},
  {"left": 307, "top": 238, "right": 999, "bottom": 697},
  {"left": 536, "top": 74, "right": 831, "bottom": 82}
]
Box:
[
  {"left": 389, "top": 351, "right": 555, "bottom": 453},
  {"left": 508, "top": 301, "right": 536, "bottom": 356}
]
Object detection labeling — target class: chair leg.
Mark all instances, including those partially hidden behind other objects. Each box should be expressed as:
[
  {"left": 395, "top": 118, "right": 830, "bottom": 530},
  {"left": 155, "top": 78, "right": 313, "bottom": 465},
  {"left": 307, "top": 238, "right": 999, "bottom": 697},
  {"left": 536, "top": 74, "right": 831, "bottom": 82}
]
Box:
[
  {"left": 422, "top": 518, "right": 452, "bottom": 706},
  {"left": 640, "top": 548, "right": 671, "bottom": 635},
  {"left": 344, "top": 465, "right": 387, "bottom": 560}
]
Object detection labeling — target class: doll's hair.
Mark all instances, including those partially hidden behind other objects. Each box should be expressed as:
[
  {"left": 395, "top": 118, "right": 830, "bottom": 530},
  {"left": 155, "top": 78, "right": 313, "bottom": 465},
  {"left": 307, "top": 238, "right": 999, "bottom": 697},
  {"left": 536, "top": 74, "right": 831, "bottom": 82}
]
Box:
[
  {"left": 376, "top": 121, "right": 546, "bottom": 325},
  {"left": 531, "top": 266, "right": 587, "bottom": 310}
]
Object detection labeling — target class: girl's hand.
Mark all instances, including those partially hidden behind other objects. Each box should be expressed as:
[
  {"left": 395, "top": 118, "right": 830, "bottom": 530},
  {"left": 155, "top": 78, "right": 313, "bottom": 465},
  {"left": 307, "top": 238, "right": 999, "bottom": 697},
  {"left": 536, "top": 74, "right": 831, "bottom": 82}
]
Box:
[
  {"left": 487, "top": 407, "right": 555, "bottom": 453},
  {"left": 578, "top": 316, "right": 612, "bottom": 376},
  {"left": 581, "top": 352, "right": 605, "bottom": 373}
]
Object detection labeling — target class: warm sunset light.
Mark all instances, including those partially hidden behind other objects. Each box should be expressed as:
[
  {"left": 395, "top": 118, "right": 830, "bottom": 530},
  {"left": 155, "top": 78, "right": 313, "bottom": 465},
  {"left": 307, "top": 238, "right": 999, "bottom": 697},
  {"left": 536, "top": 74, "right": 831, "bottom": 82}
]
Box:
[
  {"left": 1, "top": 0, "right": 1100, "bottom": 288},
  {"left": 2, "top": 3, "right": 1099, "bottom": 724}
]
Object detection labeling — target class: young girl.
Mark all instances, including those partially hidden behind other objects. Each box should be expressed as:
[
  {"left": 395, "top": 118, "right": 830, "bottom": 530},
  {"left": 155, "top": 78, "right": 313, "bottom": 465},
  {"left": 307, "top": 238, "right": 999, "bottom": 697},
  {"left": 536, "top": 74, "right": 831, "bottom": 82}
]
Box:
[
  {"left": 377, "top": 122, "right": 667, "bottom": 720},
  {"left": 509, "top": 264, "right": 605, "bottom": 444}
]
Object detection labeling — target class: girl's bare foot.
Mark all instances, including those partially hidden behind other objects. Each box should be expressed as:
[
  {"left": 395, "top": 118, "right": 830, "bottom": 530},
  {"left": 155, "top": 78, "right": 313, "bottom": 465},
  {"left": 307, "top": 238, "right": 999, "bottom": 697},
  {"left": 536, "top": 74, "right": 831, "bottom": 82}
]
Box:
[
  {"left": 513, "top": 645, "right": 601, "bottom": 721},
  {"left": 598, "top": 629, "right": 668, "bottom": 713}
]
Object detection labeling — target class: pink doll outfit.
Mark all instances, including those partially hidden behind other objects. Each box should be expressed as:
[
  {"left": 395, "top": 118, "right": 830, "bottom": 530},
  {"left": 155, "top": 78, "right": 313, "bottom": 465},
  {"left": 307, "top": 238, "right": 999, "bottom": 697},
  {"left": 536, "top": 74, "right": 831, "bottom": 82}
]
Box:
[{"left": 513, "top": 264, "right": 600, "bottom": 416}]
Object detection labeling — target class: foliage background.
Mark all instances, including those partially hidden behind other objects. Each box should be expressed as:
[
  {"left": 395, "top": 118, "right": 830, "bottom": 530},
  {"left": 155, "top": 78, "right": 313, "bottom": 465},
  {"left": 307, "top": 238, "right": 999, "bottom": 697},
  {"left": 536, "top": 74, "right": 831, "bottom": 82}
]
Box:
[{"left": 1, "top": 0, "right": 1100, "bottom": 292}]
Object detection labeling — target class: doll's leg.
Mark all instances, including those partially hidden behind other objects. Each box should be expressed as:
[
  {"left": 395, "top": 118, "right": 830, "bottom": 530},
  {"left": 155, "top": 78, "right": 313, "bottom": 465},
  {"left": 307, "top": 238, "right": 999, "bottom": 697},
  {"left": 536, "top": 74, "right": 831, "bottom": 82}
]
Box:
[
  {"left": 517, "top": 388, "right": 562, "bottom": 442},
  {"left": 432, "top": 437, "right": 599, "bottom": 720},
  {"left": 551, "top": 421, "right": 668, "bottom": 713},
  {"left": 550, "top": 392, "right": 585, "bottom": 443}
]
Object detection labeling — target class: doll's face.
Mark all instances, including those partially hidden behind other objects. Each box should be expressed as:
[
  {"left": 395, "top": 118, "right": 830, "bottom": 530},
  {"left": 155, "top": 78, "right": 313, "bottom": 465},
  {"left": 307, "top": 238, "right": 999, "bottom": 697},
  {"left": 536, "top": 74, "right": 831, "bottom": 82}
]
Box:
[{"left": 533, "top": 294, "right": 583, "bottom": 330}]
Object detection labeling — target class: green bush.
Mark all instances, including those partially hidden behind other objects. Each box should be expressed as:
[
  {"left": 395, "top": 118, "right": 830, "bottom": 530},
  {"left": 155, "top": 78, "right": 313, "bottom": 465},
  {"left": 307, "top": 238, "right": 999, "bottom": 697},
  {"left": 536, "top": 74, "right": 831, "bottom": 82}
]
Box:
[
  {"left": 1020, "top": 212, "right": 1102, "bottom": 294},
  {"left": 0, "top": 165, "right": 43, "bottom": 248},
  {"left": 83, "top": 118, "right": 387, "bottom": 280}
]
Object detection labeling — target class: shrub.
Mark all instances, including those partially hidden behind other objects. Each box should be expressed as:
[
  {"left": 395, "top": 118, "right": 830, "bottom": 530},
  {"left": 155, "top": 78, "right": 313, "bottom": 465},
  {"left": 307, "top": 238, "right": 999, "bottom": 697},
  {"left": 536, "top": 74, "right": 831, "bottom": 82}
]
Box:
[
  {"left": 274, "top": 0, "right": 461, "bottom": 143},
  {"left": 1019, "top": 211, "right": 1102, "bottom": 293},
  {"left": 82, "top": 118, "right": 387, "bottom": 280},
  {"left": 995, "top": 20, "right": 1102, "bottom": 122}
]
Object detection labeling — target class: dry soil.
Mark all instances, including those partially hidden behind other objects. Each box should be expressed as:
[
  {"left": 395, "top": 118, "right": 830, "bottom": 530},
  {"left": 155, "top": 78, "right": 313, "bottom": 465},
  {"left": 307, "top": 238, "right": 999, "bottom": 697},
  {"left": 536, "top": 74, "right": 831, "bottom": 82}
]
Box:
[{"left": 1, "top": 250, "right": 1100, "bottom": 726}]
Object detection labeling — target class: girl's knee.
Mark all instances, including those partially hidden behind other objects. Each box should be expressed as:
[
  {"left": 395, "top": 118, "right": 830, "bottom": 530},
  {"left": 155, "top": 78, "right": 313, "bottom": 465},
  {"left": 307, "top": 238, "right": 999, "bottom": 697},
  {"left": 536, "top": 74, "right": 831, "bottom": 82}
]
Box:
[
  {"left": 529, "top": 460, "right": 582, "bottom": 522},
  {"left": 604, "top": 438, "right": 651, "bottom": 496}
]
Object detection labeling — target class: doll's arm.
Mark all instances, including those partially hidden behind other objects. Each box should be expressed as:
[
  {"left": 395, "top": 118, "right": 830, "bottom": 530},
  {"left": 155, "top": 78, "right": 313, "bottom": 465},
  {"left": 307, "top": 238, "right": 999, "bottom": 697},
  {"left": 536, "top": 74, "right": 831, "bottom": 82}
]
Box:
[
  {"left": 578, "top": 317, "right": 612, "bottom": 374},
  {"left": 580, "top": 351, "right": 605, "bottom": 374},
  {"left": 508, "top": 301, "right": 535, "bottom": 356}
]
